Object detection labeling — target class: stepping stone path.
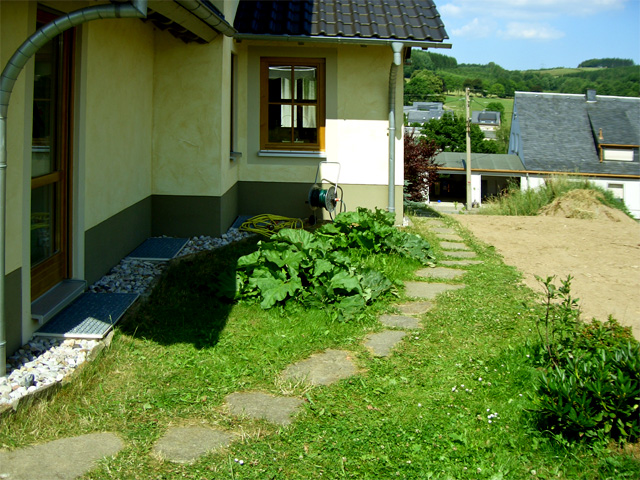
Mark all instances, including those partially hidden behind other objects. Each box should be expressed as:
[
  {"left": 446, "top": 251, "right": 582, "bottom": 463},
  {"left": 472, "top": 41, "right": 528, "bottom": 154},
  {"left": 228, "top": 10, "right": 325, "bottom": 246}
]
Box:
[
  {"left": 440, "top": 259, "right": 483, "bottom": 266},
  {"left": 404, "top": 281, "right": 466, "bottom": 299},
  {"left": 439, "top": 241, "right": 471, "bottom": 251},
  {"left": 225, "top": 392, "right": 304, "bottom": 426},
  {"left": 152, "top": 426, "right": 234, "bottom": 464},
  {"left": 1, "top": 217, "right": 484, "bottom": 474},
  {"left": 364, "top": 331, "right": 408, "bottom": 357},
  {"left": 0, "top": 432, "right": 123, "bottom": 480},
  {"left": 416, "top": 267, "right": 465, "bottom": 280},
  {"left": 379, "top": 314, "right": 422, "bottom": 329},
  {"left": 281, "top": 349, "right": 358, "bottom": 386}
]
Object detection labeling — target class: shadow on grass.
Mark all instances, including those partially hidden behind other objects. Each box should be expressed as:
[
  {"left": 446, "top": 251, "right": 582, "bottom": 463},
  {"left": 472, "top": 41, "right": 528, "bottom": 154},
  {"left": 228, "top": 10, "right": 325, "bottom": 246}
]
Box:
[{"left": 119, "top": 236, "right": 260, "bottom": 349}]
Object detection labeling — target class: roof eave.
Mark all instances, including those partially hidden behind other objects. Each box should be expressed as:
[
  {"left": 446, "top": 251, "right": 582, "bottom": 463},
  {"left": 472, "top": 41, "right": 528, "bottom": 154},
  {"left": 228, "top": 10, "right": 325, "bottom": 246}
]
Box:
[{"left": 234, "top": 33, "right": 451, "bottom": 49}]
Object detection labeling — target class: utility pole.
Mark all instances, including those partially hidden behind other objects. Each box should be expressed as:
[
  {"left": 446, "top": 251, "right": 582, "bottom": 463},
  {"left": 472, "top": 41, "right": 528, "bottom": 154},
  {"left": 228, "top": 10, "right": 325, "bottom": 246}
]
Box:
[{"left": 465, "top": 87, "right": 472, "bottom": 210}]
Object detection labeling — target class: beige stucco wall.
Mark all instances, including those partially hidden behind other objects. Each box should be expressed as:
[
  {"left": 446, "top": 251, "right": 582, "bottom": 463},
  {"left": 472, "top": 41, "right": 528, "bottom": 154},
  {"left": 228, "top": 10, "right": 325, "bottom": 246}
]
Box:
[
  {"left": 80, "top": 18, "right": 154, "bottom": 231},
  {"left": 238, "top": 42, "right": 404, "bottom": 220},
  {"left": 0, "top": 1, "right": 33, "bottom": 273},
  {"left": 152, "top": 32, "right": 238, "bottom": 198}
]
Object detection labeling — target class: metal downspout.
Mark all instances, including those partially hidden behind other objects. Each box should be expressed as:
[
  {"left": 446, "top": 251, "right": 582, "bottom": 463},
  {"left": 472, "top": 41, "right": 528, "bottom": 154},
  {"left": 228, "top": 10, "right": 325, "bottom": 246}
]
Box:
[
  {"left": 388, "top": 42, "right": 403, "bottom": 216},
  {"left": 0, "top": 0, "right": 148, "bottom": 377}
]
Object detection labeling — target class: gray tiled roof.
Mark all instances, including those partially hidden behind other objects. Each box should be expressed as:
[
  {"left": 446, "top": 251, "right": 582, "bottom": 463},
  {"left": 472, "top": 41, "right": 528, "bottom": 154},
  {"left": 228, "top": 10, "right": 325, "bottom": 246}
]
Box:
[
  {"left": 513, "top": 92, "right": 640, "bottom": 176},
  {"left": 233, "top": 0, "right": 448, "bottom": 42}
]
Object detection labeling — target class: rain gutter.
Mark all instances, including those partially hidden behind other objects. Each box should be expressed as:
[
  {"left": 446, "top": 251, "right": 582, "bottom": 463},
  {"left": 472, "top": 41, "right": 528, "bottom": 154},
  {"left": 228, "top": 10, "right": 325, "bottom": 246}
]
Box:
[
  {"left": 174, "top": 0, "right": 236, "bottom": 36},
  {"left": 0, "top": 0, "right": 148, "bottom": 377},
  {"left": 234, "top": 33, "right": 451, "bottom": 50}
]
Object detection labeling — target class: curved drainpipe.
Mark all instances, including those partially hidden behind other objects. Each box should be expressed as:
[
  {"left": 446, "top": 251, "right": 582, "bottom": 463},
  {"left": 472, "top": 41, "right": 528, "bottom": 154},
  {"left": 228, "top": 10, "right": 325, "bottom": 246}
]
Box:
[
  {"left": 388, "top": 42, "right": 403, "bottom": 217},
  {"left": 0, "top": 0, "right": 148, "bottom": 377}
]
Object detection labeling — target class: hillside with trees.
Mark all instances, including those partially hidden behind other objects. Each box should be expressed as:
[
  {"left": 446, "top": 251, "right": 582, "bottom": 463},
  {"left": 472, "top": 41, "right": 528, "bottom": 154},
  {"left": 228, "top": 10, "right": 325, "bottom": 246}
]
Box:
[{"left": 403, "top": 51, "right": 639, "bottom": 104}]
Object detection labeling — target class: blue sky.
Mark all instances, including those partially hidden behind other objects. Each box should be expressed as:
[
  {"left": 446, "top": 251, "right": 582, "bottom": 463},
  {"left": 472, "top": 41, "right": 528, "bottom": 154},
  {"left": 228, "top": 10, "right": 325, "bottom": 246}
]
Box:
[{"left": 436, "top": 0, "right": 640, "bottom": 70}]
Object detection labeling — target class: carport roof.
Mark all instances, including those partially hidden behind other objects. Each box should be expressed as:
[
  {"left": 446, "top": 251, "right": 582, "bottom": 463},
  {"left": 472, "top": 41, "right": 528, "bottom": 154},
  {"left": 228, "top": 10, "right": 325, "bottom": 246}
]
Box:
[{"left": 436, "top": 152, "right": 525, "bottom": 172}]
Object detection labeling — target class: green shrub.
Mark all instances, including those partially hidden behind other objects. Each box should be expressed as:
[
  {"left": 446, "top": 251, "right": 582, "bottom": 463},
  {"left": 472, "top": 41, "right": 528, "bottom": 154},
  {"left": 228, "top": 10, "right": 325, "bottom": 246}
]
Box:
[
  {"left": 529, "top": 277, "right": 640, "bottom": 444},
  {"left": 533, "top": 339, "right": 640, "bottom": 443},
  {"left": 236, "top": 208, "right": 434, "bottom": 320}
]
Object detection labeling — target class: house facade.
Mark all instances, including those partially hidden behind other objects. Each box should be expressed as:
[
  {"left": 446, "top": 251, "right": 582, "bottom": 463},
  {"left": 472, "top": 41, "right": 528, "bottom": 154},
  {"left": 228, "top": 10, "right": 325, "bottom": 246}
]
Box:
[
  {"left": 0, "top": 1, "right": 448, "bottom": 357},
  {"left": 509, "top": 91, "right": 640, "bottom": 218}
]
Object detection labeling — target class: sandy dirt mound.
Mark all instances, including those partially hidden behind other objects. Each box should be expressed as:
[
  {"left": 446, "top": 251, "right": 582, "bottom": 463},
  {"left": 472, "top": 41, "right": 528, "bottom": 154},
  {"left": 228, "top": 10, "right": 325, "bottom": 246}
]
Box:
[
  {"left": 456, "top": 213, "right": 640, "bottom": 340},
  {"left": 539, "top": 189, "right": 633, "bottom": 223}
]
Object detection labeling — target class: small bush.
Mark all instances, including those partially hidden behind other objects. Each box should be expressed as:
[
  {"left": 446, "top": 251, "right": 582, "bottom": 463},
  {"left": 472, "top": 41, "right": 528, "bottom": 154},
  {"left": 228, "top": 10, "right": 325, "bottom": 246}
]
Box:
[{"left": 529, "top": 277, "right": 640, "bottom": 444}]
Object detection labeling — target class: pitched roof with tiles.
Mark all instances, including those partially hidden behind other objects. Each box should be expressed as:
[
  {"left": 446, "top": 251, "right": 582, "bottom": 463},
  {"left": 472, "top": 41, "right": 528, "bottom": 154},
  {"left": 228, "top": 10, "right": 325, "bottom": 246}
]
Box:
[
  {"left": 233, "top": 0, "right": 448, "bottom": 43},
  {"left": 513, "top": 92, "right": 640, "bottom": 176}
]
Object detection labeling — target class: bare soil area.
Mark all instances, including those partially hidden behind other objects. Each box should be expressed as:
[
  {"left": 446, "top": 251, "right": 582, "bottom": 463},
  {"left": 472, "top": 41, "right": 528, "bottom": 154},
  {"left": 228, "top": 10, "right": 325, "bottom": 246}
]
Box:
[{"left": 456, "top": 212, "right": 640, "bottom": 340}]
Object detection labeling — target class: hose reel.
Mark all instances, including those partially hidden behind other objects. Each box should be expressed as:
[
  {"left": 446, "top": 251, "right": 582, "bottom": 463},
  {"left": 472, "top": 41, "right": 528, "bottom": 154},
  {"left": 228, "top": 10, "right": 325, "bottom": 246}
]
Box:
[
  {"left": 307, "top": 162, "right": 345, "bottom": 218},
  {"left": 308, "top": 185, "right": 338, "bottom": 213}
]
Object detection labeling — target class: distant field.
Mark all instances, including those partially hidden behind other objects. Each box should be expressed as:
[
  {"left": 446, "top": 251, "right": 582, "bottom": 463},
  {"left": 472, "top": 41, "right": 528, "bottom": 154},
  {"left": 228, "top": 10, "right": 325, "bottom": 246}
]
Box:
[{"left": 527, "top": 67, "right": 604, "bottom": 76}]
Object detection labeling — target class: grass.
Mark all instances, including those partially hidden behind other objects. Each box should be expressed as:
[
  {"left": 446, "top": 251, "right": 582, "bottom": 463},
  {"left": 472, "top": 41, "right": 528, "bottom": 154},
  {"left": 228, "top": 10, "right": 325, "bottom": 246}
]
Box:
[
  {"left": 480, "top": 176, "right": 634, "bottom": 217},
  {"left": 1, "top": 218, "right": 639, "bottom": 479}
]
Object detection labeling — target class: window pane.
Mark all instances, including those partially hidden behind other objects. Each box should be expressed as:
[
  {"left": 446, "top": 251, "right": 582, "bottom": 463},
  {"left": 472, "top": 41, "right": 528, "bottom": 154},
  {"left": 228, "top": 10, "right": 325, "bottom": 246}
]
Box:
[
  {"left": 32, "top": 38, "right": 57, "bottom": 178},
  {"left": 293, "top": 105, "right": 317, "bottom": 144},
  {"left": 268, "top": 66, "right": 291, "bottom": 101},
  {"left": 31, "top": 184, "right": 56, "bottom": 265},
  {"left": 294, "top": 66, "right": 317, "bottom": 101},
  {"left": 268, "top": 104, "right": 292, "bottom": 143}
]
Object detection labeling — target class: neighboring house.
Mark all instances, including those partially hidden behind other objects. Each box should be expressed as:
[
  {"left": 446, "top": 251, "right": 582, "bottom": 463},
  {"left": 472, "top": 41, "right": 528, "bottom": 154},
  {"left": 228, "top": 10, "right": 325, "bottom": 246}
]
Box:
[
  {"left": 0, "top": 1, "right": 448, "bottom": 356},
  {"left": 509, "top": 91, "right": 640, "bottom": 217},
  {"left": 471, "top": 110, "right": 500, "bottom": 140},
  {"left": 404, "top": 101, "right": 444, "bottom": 124}
]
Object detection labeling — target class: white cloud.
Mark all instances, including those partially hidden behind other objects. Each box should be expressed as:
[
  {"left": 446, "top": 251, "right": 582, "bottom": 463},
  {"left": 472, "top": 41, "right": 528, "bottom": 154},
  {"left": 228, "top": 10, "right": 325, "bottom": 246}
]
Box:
[
  {"left": 438, "top": 3, "right": 463, "bottom": 18},
  {"left": 499, "top": 22, "right": 565, "bottom": 40},
  {"left": 451, "top": 18, "right": 496, "bottom": 38},
  {"left": 438, "top": 0, "right": 628, "bottom": 20}
]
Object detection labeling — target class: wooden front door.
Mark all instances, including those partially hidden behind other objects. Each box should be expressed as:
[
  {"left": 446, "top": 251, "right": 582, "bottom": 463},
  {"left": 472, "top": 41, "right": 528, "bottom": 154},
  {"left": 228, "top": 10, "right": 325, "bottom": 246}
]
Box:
[{"left": 30, "top": 10, "right": 75, "bottom": 300}]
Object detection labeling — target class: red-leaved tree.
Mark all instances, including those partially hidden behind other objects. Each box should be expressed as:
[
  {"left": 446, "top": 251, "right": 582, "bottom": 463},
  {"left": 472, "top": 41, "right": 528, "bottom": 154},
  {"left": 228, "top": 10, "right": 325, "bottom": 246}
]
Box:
[{"left": 404, "top": 129, "right": 441, "bottom": 202}]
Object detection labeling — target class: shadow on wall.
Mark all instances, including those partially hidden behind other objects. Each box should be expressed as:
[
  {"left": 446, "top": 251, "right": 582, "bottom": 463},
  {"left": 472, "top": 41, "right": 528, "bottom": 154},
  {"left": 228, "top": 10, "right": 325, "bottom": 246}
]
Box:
[{"left": 119, "top": 237, "right": 260, "bottom": 349}]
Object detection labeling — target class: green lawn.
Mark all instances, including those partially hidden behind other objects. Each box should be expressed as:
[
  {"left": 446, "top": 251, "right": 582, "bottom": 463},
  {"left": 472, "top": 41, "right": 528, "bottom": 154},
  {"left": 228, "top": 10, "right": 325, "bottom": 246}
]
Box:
[{"left": 1, "top": 216, "right": 638, "bottom": 479}]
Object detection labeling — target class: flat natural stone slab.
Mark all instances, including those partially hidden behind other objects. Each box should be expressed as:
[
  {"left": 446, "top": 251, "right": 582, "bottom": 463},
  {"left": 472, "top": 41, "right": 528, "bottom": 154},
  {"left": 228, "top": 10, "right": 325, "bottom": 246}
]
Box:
[
  {"left": 416, "top": 267, "right": 465, "bottom": 280},
  {"left": 282, "top": 349, "right": 358, "bottom": 386},
  {"left": 364, "top": 330, "right": 407, "bottom": 357},
  {"left": 396, "top": 301, "right": 434, "bottom": 315},
  {"left": 432, "top": 227, "right": 456, "bottom": 234},
  {"left": 0, "top": 432, "right": 123, "bottom": 480},
  {"left": 153, "top": 426, "right": 234, "bottom": 464},
  {"left": 440, "top": 259, "right": 483, "bottom": 266},
  {"left": 379, "top": 314, "right": 421, "bottom": 329},
  {"left": 225, "top": 392, "right": 304, "bottom": 426},
  {"left": 404, "top": 281, "right": 465, "bottom": 300},
  {"left": 438, "top": 233, "right": 464, "bottom": 242},
  {"left": 439, "top": 241, "right": 471, "bottom": 251},
  {"left": 442, "top": 250, "right": 477, "bottom": 258}
]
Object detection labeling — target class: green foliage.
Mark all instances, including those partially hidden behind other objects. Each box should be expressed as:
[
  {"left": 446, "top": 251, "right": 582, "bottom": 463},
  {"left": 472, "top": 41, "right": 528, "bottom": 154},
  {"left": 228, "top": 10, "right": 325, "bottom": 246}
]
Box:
[
  {"left": 529, "top": 277, "right": 640, "bottom": 444},
  {"left": 404, "top": 70, "right": 445, "bottom": 104},
  {"left": 236, "top": 208, "right": 433, "bottom": 319},
  {"left": 579, "top": 58, "right": 635, "bottom": 68},
  {"left": 420, "top": 112, "right": 499, "bottom": 153},
  {"left": 409, "top": 56, "right": 639, "bottom": 97}
]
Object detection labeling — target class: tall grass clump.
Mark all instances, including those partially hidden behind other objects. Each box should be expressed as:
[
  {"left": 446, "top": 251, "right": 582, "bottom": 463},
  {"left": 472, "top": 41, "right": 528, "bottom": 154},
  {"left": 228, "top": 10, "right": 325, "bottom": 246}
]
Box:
[{"left": 481, "top": 176, "right": 632, "bottom": 216}]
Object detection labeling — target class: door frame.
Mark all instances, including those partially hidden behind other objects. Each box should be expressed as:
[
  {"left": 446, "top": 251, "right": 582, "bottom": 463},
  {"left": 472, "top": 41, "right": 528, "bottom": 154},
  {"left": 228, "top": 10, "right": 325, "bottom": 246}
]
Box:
[{"left": 29, "top": 8, "right": 75, "bottom": 300}]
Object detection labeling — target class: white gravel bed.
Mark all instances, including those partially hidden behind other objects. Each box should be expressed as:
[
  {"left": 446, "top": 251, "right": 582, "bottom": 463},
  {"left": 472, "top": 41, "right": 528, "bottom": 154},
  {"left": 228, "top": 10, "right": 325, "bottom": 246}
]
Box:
[{"left": 1, "top": 229, "right": 252, "bottom": 409}]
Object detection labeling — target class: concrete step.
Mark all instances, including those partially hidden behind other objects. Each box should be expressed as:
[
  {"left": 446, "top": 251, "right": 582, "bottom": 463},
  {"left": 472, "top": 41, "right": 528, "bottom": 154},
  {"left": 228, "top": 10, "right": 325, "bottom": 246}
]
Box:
[{"left": 31, "top": 279, "right": 87, "bottom": 325}]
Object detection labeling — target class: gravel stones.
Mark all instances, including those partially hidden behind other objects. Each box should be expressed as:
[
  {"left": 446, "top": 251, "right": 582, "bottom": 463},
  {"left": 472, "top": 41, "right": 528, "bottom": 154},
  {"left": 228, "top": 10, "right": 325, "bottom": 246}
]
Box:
[{"left": 2, "top": 229, "right": 253, "bottom": 411}]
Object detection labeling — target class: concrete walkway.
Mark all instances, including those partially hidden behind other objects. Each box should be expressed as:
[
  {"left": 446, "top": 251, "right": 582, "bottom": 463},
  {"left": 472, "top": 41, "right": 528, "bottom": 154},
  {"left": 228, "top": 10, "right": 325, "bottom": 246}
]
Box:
[{"left": 0, "top": 217, "right": 482, "bottom": 477}]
